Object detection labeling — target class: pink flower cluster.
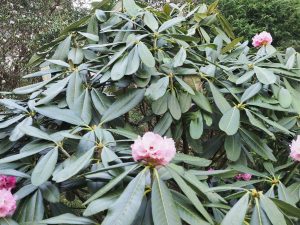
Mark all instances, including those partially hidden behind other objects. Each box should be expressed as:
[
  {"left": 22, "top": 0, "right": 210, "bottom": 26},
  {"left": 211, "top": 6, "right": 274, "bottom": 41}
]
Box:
[
  {"left": 0, "top": 176, "right": 17, "bottom": 218},
  {"left": 235, "top": 173, "right": 252, "bottom": 181},
  {"left": 131, "top": 132, "right": 176, "bottom": 166},
  {"left": 252, "top": 31, "right": 273, "bottom": 47},
  {"left": 0, "top": 176, "right": 16, "bottom": 190},
  {"left": 290, "top": 135, "right": 300, "bottom": 161}
]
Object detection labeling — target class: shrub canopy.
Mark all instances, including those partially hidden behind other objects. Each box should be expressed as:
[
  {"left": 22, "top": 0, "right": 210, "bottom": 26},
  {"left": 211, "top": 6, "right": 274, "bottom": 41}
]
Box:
[{"left": 0, "top": 0, "right": 300, "bottom": 224}]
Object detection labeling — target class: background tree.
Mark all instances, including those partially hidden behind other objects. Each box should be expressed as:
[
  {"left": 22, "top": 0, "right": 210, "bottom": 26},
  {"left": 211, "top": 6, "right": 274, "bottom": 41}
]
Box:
[{"left": 0, "top": 0, "right": 88, "bottom": 91}]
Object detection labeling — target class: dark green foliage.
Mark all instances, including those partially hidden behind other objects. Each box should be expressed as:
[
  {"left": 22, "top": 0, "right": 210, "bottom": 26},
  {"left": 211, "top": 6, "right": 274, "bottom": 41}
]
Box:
[{"left": 212, "top": 0, "right": 300, "bottom": 49}]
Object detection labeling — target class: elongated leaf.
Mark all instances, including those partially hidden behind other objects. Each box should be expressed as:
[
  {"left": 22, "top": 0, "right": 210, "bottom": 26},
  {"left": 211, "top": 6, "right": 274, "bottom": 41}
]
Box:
[
  {"left": 0, "top": 142, "right": 54, "bottom": 164},
  {"left": 175, "top": 76, "right": 194, "bottom": 95},
  {"left": 221, "top": 193, "right": 249, "bottom": 225},
  {"left": 20, "top": 125, "right": 54, "bottom": 142},
  {"left": 278, "top": 88, "right": 292, "bottom": 108},
  {"left": 219, "top": 107, "right": 240, "bottom": 135},
  {"left": 101, "top": 89, "right": 145, "bottom": 123},
  {"left": 224, "top": 134, "right": 241, "bottom": 161},
  {"left": 173, "top": 47, "right": 187, "bottom": 67},
  {"left": 39, "top": 213, "right": 96, "bottom": 224},
  {"left": 31, "top": 148, "right": 58, "bottom": 186},
  {"left": 254, "top": 66, "right": 276, "bottom": 85},
  {"left": 208, "top": 82, "right": 231, "bottom": 114},
  {"left": 167, "top": 167, "right": 213, "bottom": 223},
  {"left": 84, "top": 164, "right": 139, "bottom": 204},
  {"left": 158, "top": 17, "right": 185, "bottom": 33},
  {"left": 83, "top": 191, "right": 121, "bottom": 216},
  {"left": 144, "top": 11, "right": 158, "bottom": 31},
  {"left": 0, "top": 115, "right": 25, "bottom": 129},
  {"left": 138, "top": 42, "right": 155, "bottom": 68},
  {"left": 152, "top": 173, "right": 182, "bottom": 225},
  {"left": 53, "top": 148, "right": 94, "bottom": 182},
  {"left": 259, "top": 195, "right": 287, "bottom": 225},
  {"left": 172, "top": 153, "right": 211, "bottom": 167},
  {"left": 35, "top": 106, "right": 85, "bottom": 126},
  {"left": 145, "top": 77, "right": 169, "bottom": 100},
  {"left": 102, "top": 169, "right": 147, "bottom": 225},
  {"left": 189, "top": 111, "right": 203, "bottom": 139},
  {"left": 123, "top": 0, "right": 141, "bottom": 17},
  {"left": 168, "top": 91, "right": 181, "bottom": 120},
  {"left": 241, "top": 83, "right": 262, "bottom": 103},
  {"left": 153, "top": 112, "right": 173, "bottom": 135}
]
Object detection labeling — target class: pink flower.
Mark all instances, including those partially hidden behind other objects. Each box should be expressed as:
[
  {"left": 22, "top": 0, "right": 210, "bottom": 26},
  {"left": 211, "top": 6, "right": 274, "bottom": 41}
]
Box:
[
  {"left": 235, "top": 173, "right": 252, "bottom": 181},
  {"left": 0, "top": 189, "right": 16, "bottom": 218},
  {"left": 252, "top": 31, "right": 273, "bottom": 47},
  {"left": 290, "top": 135, "right": 300, "bottom": 161},
  {"left": 0, "top": 176, "right": 16, "bottom": 190},
  {"left": 131, "top": 132, "right": 176, "bottom": 166}
]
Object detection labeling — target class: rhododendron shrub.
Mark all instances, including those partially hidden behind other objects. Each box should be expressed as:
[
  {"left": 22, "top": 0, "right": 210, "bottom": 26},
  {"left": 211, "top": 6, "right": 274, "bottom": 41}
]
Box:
[{"left": 0, "top": 0, "right": 300, "bottom": 224}]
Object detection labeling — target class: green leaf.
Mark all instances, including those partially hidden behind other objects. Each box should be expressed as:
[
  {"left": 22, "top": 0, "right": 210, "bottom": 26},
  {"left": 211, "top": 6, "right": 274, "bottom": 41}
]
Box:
[
  {"left": 152, "top": 93, "right": 169, "bottom": 115},
  {"left": 47, "top": 59, "right": 70, "bottom": 68},
  {"left": 208, "top": 82, "right": 231, "bottom": 114},
  {"left": 240, "top": 129, "right": 276, "bottom": 161},
  {"left": 278, "top": 88, "right": 292, "bottom": 108},
  {"left": 173, "top": 153, "right": 211, "bottom": 167},
  {"left": 78, "top": 31, "right": 99, "bottom": 42},
  {"left": 95, "top": 9, "right": 107, "bottom": 22},
  {"left": 68, "top": 48, "right": 84, "bottom": 64},
  {"left": 91, "top": 88, "right": 111, "bottom": 115},
  {"left": 0, "top": 218, "right": 19, "bottom": 225},
  {"left": 189, "top": 111, "right": 203, "bottom": 139},
  {"left": 52, "top": 35, "right": 71, "bottom": 60},
  {"left": 224, "top": 134, "right": 241, "bottom": 161},
  {"left": 144, "top": 11, "right": 158, "bottom": 31},
  {"left": 31, "top": 148, "right": 58, "bottom": 186},
  {"left": 154, "top": 113, "right": 173, "bottom": 135},
  {"left": 126, "top": 46, "right": 140, "bottom": 75},
  {"left": 221, "top": 37, "right": 243, "bottom": 54},
  {"left": 167, "top": 167, "right": 213, "bottom": 224},
  {"left": 15, "top": 190, "right": 44, "bottom": 223},
  {"left": 259, "top": 195, "right": 287, "bottom": 225},
  {"left": 74, "top": 89, "right": 92, "bottom": 124},
  {"left": 271, "top": 198, "right": 300, "bottom": 219},
  {"left": 191, "top": 91, "right": 212, "bottom": 113},
  {"left": 173, "top": 192, "right": 210, "bottom": 225},
  {"left": 221, "top": 192, "right": 250, "bottom": 225},
  {"left": 151, "top": 172, "right": 182, "bottom": 225},
  {"left": 102, "top": 169, "right": 147, "bottom": 225},
  {"left": 53, "top": 148, "right": 94, "bottom": 183},
  {"left": 123, "top": 0, "right": 141, "bottom": 17},
  {"left": 0, "top": 114, "right": 25, "bottom": 129},
  {"left": 158, "top": 17, "right": 185, "bottom": 33},
  {"left": 175, "top": 76, "right": 195, "bottom": 95},
  {"left": 40, "top": 182, "right": 60, "bottom": 203},
  {"left": 37, "top": 76, "right": 70, "bottom": 105},
  {"left": 173, "top": 47, "right": 187, "bottom": 67},
  {"left": 219, "top": 107, "right": 240, "bottom": 135},
  {"left": 35, "top": 106, "right": 85, "bottom": 126},
  {"left": 39, "top": 213, "right": 96, "bottom": 224},
  {"left": 168, "top": 91, "right": 181, "bottom": 120},
  {"left": 178, "top": 92, "right": 192, "bottom": 113},
  {"left": 146, "top": 77, "right": 169, "bottom": 100},
  {"left": 111, "top": 55, "right": 129, "bottom": 80},
  {"left": 254, "top": 66, "right": 276, "bottom": 85},
  {"left": 241, "top": 83, "right": 262, "bottom": 103},
  {"left": 138, "top": 42, "right": 155, "bottom": 68},
  {"left": 245, "top": 110, "right": 274, "bottom": 138},
  {"left": 83, "top": 191, "right": 121, "bottom": 216},
  {"left": 101, "top": 89, "right": 145, "bottom": 123},
  {"left": 84, "top": 164, "right": 140, "bottom": 204},
  {"left": 20, "top": 125, "right": 54, "bottom": 142},
  {"left": 66, "top": 71, "right": 84, "bottom": 109},
  {"left": 236, "top": 71, "right": 255, "bottom": 85},
  {"left": 0, "top": 141, "right": 54, "bottom": 164}
]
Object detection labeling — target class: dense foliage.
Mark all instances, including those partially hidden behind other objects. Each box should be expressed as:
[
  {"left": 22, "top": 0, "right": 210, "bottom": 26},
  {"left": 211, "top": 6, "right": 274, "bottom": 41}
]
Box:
[
  {"left": 0, "top": 0, "right": 300, "bottom": 224},
  {"left": 212, "top": 0, "right": 300, "bottom": 50}
]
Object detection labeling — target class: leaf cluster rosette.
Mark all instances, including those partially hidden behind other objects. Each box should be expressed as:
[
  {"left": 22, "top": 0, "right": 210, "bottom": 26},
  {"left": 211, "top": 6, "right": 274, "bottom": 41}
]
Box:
[{"left": 0, "top": 0, "right": 300, "bottom": 224}]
